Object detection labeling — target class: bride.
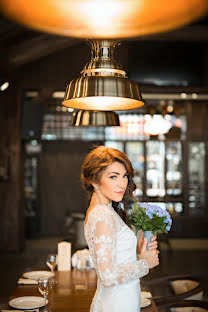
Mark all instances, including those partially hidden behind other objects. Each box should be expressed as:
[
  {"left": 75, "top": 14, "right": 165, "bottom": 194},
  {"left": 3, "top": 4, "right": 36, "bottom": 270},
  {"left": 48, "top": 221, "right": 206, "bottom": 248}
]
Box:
[{"left": 82, "top": 146, "right": 159, "bottom": 312}]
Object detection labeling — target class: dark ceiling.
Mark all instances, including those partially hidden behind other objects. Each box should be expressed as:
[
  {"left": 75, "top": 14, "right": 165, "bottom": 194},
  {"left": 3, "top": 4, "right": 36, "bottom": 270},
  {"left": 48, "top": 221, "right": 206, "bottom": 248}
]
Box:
[{"left": 0, "top": 13, "right": 208, "bottom": 72}]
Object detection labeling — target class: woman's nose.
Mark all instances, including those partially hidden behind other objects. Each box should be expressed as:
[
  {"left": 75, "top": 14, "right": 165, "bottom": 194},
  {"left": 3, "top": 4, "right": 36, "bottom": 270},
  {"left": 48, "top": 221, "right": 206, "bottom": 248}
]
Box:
[{"left": 118, "top": 178, "right": 127, "bottom": 189}]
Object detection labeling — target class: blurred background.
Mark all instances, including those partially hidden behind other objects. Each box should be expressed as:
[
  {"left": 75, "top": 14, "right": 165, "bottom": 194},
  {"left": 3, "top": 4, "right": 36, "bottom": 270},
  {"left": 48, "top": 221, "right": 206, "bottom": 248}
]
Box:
[{"left": 0, "top": 3, "right": 208, "bottom": 305}]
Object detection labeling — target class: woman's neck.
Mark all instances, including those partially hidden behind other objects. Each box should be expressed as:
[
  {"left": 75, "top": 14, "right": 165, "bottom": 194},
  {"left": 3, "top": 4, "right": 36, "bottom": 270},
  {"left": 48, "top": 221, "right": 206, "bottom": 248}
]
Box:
[{"left": 89, "top": 192, "right": 111, "bottom": 209}]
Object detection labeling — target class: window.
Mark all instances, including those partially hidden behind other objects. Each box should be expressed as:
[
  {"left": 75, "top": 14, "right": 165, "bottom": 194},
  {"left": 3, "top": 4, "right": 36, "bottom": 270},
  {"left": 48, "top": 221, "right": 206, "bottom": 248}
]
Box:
[{"left": 188, "top": 142, "right": 205, "bottom": 216}]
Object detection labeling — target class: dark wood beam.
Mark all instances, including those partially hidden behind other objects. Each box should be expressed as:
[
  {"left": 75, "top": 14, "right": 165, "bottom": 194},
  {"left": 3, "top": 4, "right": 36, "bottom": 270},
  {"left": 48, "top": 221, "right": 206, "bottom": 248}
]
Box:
[
  {"left": 8, "top": 34, "right": 80, "bottom": 68},
  {"left": 130, "top": 25, "right": 208, "bottom": 42}
]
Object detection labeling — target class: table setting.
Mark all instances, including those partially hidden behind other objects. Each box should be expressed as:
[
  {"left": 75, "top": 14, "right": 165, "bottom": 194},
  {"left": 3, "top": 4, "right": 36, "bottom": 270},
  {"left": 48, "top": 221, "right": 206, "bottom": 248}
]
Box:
[
  {"left": 2, "top": 251, "right": 58, "bottom": 312},
  {"left": 2, "top": 241, "right": 157, "bottom": 312},
  {"left": 4, "top": 269, "right": 56, "bottom": 312},
  {"left": 141, "top": 291, "right": 153, "bottom": 309}
]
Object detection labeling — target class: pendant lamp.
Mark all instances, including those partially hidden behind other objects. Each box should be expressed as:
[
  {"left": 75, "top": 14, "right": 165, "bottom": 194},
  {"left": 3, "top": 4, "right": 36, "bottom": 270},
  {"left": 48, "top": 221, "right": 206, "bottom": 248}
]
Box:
[
  {"left": 70, "top": 110, "right": 120, "bottom": 127},
  {"left": 62, "top": 39, "right": 144, "bottom": 111},
  {"left": 1, "top": 0, "right": 207, "bottom": 39}
]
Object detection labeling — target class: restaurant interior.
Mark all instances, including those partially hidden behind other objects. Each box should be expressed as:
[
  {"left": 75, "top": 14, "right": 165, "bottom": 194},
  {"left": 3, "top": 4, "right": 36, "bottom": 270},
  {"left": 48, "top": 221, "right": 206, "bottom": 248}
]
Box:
[{"left": 0, "top": 1, "right": 208, "bottom": 311}]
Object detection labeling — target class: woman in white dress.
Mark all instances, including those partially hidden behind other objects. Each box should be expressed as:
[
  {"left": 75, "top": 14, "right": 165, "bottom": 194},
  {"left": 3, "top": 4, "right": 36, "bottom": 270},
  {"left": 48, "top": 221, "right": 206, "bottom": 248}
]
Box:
[{"left": 82, "top": 146, "right": 159, "bottom": 312}]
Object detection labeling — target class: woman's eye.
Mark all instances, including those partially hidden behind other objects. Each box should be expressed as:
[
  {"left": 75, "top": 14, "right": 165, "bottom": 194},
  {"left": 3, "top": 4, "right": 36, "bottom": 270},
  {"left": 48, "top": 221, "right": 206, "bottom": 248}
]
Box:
[
  {"left": 109, "top": 175, "right": 117, "bottom": 179},
  {"left": 124, "top": 174, "right": 128, "bottom": 179}
]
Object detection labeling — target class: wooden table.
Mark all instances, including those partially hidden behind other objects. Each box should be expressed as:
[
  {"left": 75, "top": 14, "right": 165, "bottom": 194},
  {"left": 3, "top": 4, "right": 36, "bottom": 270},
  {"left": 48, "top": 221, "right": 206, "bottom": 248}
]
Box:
[{"left": 5, "top": 270, "right": 158, "bottom": 312}]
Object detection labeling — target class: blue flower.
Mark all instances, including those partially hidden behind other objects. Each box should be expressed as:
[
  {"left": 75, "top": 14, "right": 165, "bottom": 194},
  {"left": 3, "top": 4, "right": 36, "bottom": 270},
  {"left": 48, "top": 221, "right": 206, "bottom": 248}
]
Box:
[
  {"left": 146, "top": 208, "right": 153, "bottom": 219},
  {"left": 157, "top": 208, "right": 166, "bottom": 217},
  {"left": 132, "top": 202, "right": 172, "bottom": 234}
]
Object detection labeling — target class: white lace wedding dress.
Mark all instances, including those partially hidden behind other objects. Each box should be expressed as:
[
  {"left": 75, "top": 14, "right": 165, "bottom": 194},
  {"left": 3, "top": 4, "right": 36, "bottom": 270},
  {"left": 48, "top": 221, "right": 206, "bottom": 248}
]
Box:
[{"left": 84, "top": 203, "right": 149, "bottom": 312}]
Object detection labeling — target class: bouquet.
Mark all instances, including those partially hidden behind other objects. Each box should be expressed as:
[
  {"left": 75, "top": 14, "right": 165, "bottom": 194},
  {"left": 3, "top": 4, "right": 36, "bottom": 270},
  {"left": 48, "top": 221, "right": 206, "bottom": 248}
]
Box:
[{"left": 129, "top": 202, "right": 172, "bottom": 236}]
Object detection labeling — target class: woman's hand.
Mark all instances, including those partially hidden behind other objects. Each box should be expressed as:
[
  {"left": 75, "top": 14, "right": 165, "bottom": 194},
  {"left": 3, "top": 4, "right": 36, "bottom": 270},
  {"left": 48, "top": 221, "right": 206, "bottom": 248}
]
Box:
[
  {"left": 137, "top": 231, "right": 158, "bottom": 254},
  {"left": 139, "top": 238, "right": 159, "bottom": 269},
  {"left": 148, "top": 235, "right": 158, "bottom": 250}
]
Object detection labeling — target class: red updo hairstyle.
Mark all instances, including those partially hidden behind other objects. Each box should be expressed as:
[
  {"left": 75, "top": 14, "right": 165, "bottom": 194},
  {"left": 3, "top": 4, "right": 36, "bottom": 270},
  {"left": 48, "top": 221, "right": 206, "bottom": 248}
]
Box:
[{"left": 81, "top": 146, "right": 136, "bottom": 225}]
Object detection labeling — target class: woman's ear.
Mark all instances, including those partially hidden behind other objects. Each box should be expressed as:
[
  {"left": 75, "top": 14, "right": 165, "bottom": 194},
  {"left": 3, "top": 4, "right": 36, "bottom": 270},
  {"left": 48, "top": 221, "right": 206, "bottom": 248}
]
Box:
[{"left": 92, "top": 183, "right": 99, "bottom": 191}]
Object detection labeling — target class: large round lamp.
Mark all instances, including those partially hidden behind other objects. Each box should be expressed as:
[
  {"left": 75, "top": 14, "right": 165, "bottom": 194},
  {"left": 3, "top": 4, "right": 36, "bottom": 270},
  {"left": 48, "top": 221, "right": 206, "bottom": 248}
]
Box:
[{"left": 0, "top": 0, "right": 207, "bottom": 39}]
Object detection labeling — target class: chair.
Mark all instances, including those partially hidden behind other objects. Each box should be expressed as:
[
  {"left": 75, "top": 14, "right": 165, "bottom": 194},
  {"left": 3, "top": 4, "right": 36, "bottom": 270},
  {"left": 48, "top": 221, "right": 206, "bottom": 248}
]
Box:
[
  {"left": 156, "top": 299, "right": 208, "bottom": 312},
  {"left": 63, "top": 212, "right": 87, "bottom": 250},
  {"left": 158, "top": 233, "right": 172, "bottom": 253},
  {"left": 142, "top": 274, "right": 204, "bottom": 308}
]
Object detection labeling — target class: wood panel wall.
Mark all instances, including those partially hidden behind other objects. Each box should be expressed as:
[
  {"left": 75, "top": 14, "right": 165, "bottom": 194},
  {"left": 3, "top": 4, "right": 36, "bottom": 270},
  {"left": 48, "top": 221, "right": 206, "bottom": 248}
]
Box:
[
  {"left": 186, "top": 101, "right": 208, "bottom": 140},
  {"left": 0, "top": 81, "right": 24, "bottom": 252},
  {"left": 40, "top": 141, "right": 95, "bottom": 236},
  {"left": 0, "top": 41, "right": 128, "bottom": 251}
]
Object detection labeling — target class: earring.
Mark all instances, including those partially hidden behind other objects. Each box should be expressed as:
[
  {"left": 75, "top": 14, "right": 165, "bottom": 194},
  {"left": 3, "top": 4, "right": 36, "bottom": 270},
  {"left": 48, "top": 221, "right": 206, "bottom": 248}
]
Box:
[{"left": 95, "top": 186, "right": 99, "bottom": 191}]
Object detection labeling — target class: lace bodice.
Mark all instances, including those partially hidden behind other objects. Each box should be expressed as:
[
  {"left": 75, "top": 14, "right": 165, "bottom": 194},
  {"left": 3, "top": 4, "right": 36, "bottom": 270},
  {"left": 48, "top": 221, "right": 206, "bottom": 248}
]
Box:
[{"left": 84, "top": 203, "right": 149, "bottom": 288}]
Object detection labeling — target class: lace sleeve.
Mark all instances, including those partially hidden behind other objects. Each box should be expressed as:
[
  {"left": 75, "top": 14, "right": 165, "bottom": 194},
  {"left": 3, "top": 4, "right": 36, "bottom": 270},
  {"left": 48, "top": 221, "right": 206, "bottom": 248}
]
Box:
[{"left": 93, "top": 207, "right": 149, "bottom": 287}]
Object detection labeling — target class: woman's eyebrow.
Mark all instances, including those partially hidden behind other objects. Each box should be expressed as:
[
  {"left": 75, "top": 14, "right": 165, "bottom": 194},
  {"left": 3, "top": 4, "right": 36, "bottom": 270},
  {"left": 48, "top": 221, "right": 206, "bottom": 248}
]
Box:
[{"left": 108, "top": 171, "right": 127, "bottom": 175}]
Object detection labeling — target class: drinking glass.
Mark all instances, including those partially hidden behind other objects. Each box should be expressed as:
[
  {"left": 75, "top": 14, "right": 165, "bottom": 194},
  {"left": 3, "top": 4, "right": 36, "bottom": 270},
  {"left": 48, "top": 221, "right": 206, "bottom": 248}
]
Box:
[
  {"left": 38, "top": 277, "right": 53, "bottom": 311},
  {"left": 46, "top": 254, "right": 57, "bottom": 272}
]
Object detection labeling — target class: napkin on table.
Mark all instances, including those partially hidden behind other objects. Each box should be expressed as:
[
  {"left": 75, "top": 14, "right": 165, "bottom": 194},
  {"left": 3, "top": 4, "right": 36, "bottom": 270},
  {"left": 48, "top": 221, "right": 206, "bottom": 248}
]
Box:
[
  {"left": 72, "top": 249, "right": 94, "bottom": 270},
  {"left": 141, "top": 291, "right": 152, "bottom": 298},
  {"left": 2, "top": 310, "right": 39, "bottom": 312},
  {"left": 18, "top": 278, "right": 38, "bottom": 285}
]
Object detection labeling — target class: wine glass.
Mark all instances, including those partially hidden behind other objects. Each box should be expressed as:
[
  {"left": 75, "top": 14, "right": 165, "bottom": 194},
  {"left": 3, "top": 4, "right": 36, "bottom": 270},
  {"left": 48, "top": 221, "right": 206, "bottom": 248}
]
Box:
[
  {"left": 46, "top": 254, "right": 57, "bottom": 272},
  {"left": 38, "top": 277, "right": 53, "bottom": 311}
]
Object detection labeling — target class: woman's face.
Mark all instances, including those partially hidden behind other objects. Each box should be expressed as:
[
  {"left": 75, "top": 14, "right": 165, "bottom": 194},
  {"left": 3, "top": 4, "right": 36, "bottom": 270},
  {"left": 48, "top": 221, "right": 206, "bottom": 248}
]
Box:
[{"left": 94, "top": 161, "right": 128, "bottom": 205}]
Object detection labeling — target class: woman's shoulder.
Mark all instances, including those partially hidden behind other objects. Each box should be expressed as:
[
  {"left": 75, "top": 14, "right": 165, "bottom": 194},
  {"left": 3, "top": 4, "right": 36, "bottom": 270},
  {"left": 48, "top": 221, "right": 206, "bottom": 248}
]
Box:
[
  {"left": 90, "top": 203, "right": 114, "bottom": 217},
  {"left": 86, "top": 203, "right": 115, "bottom": 226}
]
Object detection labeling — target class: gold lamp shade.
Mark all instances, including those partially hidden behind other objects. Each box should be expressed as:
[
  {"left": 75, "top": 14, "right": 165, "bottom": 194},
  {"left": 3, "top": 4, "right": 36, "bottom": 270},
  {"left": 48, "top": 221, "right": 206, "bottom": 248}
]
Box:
[
  {"left": 0, "top": 0, "right": 207, "bottom": 39},
  {"left": 63, "top": 77, "right": 143, "bottom": 111},
  {"left": 62, "top": 39, "right": 144, "bottom": 111},
  {"left": 71, "top": 110, "right": 120, "bottom": 127}
]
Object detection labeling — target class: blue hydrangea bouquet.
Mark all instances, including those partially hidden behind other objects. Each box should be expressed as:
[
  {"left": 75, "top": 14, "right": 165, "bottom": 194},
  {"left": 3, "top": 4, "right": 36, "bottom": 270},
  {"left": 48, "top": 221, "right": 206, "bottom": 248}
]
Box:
[{"left": 129, "top": 202, "right": 172, "bottom": 236}]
